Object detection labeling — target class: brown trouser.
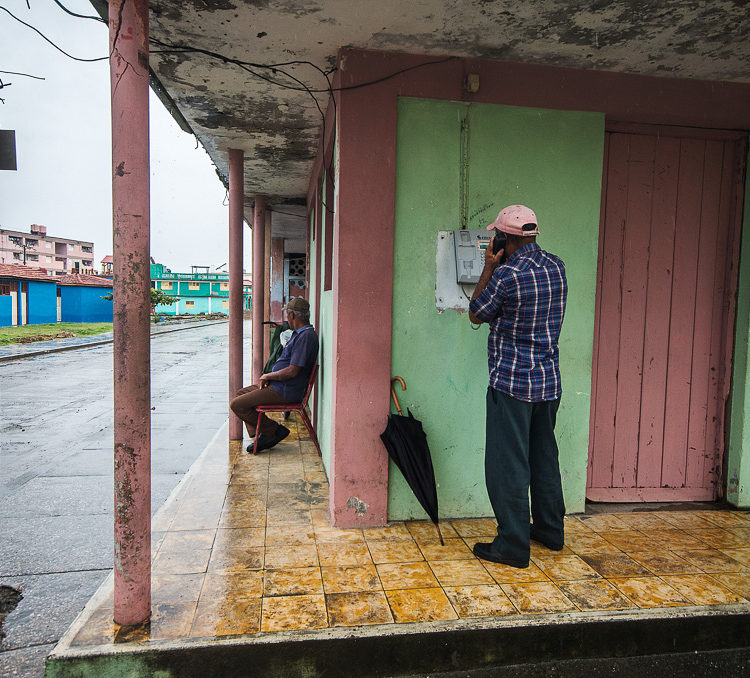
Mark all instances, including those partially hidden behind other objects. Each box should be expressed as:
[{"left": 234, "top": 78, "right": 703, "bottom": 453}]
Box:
[{"left": 229, "top": 384, "right": 292, "bottom": 437}]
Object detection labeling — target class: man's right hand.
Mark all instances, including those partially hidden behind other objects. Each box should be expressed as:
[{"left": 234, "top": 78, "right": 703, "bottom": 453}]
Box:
[
  {"left": 484, "top": 236, "right": 505, "bottom": 271},
  {"left": 470, "top": 236, "right": 504, "bottom": 322}
]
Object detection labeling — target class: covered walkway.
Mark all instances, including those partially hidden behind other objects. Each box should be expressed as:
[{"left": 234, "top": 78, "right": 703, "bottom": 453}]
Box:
[{"left": 48, "top": 417, "right": 750, "bottom": 674}]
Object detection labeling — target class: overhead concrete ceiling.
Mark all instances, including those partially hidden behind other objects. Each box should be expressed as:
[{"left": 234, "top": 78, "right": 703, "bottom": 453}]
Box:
[{"left": 123, "top": 1, "right": 749, "bottom": 239}]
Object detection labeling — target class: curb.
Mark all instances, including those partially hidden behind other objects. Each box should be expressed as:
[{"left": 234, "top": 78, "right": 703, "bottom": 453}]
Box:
[{"left": 0, "top": 320, "right": 228, "bottom": 364}]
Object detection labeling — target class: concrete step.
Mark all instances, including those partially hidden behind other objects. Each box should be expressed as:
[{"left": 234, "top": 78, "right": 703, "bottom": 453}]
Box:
[{"left": 45, "top": 605, "right": 750, "bottom": 677}]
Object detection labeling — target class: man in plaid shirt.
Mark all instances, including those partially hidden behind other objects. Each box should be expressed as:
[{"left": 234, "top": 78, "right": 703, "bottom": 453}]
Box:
[{"left": 469, "top": 205, "right": 568, "bottom": 568}]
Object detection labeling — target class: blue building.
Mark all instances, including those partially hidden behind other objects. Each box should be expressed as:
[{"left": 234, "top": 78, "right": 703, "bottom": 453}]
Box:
[
  {"left": 57, "top": 274, "right": 114, "bottom": 323},
  {"left": 0, "top": 264, "right": 113, "bottom": 327},
  {"left": 0, "top": 263, "right": 58, "bottom": 326}
]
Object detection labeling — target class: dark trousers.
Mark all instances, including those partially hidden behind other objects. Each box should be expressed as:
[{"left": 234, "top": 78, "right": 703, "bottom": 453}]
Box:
[
  {"left": 485, "top": 387, "right": 565, "bottom": 563},
  {"left": 229, "top": 385, "right": 291, "bottom": 437}
]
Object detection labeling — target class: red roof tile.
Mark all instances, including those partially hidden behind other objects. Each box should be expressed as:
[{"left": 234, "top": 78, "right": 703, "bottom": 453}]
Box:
[
  {"left": 57, "top": 273, "right": 114, "bottom": 287},
  {"left": 0, "top": 263, "right": 58, "bottom": 282},
  {"left": 101, "top": 255, "right": 113, "bottom": 263}
]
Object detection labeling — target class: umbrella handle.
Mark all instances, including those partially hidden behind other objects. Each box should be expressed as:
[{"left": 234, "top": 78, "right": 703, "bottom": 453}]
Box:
[{"left": 390, "top": 376, "right": 406, "bottom": 416}]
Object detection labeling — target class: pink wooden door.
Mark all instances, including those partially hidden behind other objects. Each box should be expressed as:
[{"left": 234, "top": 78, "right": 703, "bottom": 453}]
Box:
[{"left": 588, "top": 126, "right": 746, "bottom": 502}]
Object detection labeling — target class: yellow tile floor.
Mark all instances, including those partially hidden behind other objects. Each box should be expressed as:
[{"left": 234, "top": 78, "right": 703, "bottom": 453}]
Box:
[{"left": 69, "top": 413, "right": 750, "bottom": 646}]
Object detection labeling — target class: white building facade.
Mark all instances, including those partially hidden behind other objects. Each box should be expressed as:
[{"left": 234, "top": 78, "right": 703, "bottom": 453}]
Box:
[{"left": 0, "top": 224, "right": 96, "bottom": 276}]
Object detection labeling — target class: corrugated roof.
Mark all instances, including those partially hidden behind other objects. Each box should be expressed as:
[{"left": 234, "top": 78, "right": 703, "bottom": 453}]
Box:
[
  {"left": 57, "top": 274, "right": 114, "bottom": 287},
  {"left": 0, "top": 263, "right": 58, "bottom": 282}
]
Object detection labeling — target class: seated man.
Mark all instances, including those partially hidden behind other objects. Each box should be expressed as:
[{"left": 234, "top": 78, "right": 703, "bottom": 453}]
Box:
[{"left": 230, "top": 297, "right": 319, "bottom": 453}]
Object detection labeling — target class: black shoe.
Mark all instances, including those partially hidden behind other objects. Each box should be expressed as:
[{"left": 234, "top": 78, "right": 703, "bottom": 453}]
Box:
[
  {"left": 246, "top": 433, "right": 272, "bottom": 453},
  {"left": 247, "top": 424, "right": 291, "bottom": 454},
  {"left": 529, "top": 527, "right": 564, "bottom": 551},
  {"left": 472, "top": 542, "right": 528, "bottom": 569},
  {"left": 272, "top": 424, "right": 290, "bottom": 445},
  {"left": 263, "top": 424, "right": 291, "bottom": 451}
]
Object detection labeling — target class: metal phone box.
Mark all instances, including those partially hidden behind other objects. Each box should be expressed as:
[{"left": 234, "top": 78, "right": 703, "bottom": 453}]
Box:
[{"left": 452, "top": 229, "right": 492, "bottom": 284}]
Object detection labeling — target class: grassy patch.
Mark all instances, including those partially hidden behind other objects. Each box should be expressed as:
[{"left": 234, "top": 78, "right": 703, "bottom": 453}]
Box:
[{"left": 0, "top": 323, "right": 113, "bottom": 346}]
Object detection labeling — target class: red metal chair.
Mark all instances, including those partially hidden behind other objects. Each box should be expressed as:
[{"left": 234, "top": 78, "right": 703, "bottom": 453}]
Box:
[{"left": 254, "top": 363, "right": 321, "bottom": 456}]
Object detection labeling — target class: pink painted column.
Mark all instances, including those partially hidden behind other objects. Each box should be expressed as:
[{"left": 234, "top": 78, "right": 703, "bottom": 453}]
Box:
[
  {"left": 270, "top": 237, "right": 284, "bottom": 322},
  {"left": 252, "top": 196, "right": 266, "bottom": 384},
  {"left": 228, "top": 149, "right": 244, "bottom": 441},
  {"left": 109, "top": 0, "right": 151, "bottom": 626},
  {"left": 263, "top": 211, "right": 272, "bottom": 366}
]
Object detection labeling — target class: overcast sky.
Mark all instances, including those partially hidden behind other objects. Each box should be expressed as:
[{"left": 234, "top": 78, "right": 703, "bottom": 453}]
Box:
[{"left": 0, "top": 0, "right": 251, "bottom": 273}]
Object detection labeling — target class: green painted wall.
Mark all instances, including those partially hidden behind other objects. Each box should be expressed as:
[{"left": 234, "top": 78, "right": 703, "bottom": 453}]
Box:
[
  {"left": 308, "top": 210, "right": 318, "bottom": 331},
  {"left": 389, "top": 98, "right": 604, "bottom": 519},
  {"left": 318, "top": 290, "right": 334, "bottom": 471},
  {"left": 727, "top": 145, "right": 750, "bottom": 508},
  {"left": 311, "top": 171, "right": 335, "bottom": 472}
]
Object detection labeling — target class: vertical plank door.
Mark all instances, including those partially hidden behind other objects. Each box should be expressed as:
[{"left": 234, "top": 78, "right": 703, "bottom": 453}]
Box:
[{"left": 587, "top": 127, "right": 746, "bottom": 502}]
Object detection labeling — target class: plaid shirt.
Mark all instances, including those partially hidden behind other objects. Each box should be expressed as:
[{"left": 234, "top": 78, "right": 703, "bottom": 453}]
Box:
[{"left": 469, "top": 243, "right": 567, "bottom": 402}]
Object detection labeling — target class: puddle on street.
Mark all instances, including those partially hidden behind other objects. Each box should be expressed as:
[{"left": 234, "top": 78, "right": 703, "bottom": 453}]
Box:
[{"left": 0, "top": 585, "right": 23, "bottom": 639}]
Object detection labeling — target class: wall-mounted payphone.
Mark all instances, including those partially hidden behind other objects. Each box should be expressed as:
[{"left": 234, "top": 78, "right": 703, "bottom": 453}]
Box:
[{"left": 452, "top": 229, "right": 492, "bottom": 284}]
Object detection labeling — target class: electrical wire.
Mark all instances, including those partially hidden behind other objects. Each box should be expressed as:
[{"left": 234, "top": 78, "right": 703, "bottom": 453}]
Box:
[
  {"left": 10, "top": 5, "right": 459, "bottom": 216},
  {"left": 52, "top": 0, "right": 106, "bottom": 24},
  {"left": 271, "top": 209, "right": 307, "bottom": 219},
  {"left": 0, "top": 5, "right": 109, "bottom": 62},
  {"left": 150, "top": 38, "right": 458, "bottom": 94},
  {"left": 0, "top": 69, "right": 45, "bottom": 80},
  {"left": 459, "top": 283, "right": 475, "bottom": 301}
]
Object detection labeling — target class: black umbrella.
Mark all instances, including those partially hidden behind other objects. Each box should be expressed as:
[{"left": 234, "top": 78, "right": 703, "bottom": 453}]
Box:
[{"left": 380, "top": 377, "right": 443, "bottom": 545}]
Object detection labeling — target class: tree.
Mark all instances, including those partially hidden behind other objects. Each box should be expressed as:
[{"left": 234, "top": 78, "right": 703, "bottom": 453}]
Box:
[
  {"left": 149, "top": 288, "right": 179, "bottom": 312},
  {"left": 100, "top": 289, "right": 179, "bottom": 316}
]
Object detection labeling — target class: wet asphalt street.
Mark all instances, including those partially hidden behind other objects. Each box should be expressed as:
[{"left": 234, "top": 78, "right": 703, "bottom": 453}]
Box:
[{"left": 0, "top": 321, "right": 249, "bottom": 677}]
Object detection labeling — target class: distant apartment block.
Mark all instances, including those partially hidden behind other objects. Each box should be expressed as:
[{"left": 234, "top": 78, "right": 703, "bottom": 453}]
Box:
[{"left": 0, "top": 224, "right": 96, "bottom": 276}]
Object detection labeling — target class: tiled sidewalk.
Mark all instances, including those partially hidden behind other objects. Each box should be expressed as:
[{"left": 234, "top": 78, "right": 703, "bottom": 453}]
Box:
[{"left": 66, "top": 413, "right": 750, "bottom": 647}]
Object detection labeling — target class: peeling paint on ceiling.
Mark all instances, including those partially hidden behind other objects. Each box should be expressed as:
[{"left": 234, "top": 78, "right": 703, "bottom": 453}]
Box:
[{"left": 145, "top": 0, "right": 749, "bottom": 234}]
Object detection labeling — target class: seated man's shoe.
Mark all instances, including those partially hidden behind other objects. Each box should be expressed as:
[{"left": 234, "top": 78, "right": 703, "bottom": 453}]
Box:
[
  {"left": 269, "top": 424, "right": 290, "bottom": 448},
  {"left": 246, "top": 433, "right": 272, "bottom": 453},
  {"left": 529, "top": 526, "right": 564, "bottom": 552},
  {"left": 247, "top": 424, "right": 291, "bottom": 454},
  {"left": 260, "top": 424, "right": 291, "bottom": 452},
  {"left": 472, "top": 542, "right": 529, "bottom": 569}
]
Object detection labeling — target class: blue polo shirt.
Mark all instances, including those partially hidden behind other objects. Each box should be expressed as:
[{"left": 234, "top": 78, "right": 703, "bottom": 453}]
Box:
[{"left": 270, "top": 324, "right": 319, "bottom": 402}]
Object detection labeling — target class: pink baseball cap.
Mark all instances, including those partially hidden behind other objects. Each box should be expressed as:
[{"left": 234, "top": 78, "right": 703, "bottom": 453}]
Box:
[{"left": 487, "top": 204, "right": 539, "bottom": 236}]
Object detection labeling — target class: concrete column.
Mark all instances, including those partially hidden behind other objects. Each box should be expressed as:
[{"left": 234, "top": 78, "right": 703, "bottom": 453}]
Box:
[
  {"left": 109, "top": 0, "right": 151, "bottom": 626},
  {"left": 270, "top": 237, "right": 284, "bottom": 322},
  {"left": 313, "top": 188, "right": 324, "bottom": 431},
  {"left": 305, "top": 210, "right": 311, "bottom": 300},
  {"left": 329, "top": 70, "right": 392, "bottom": 528},
  {"left": 263, "top": 210, "right": 272, "bottom": 365},
  {"left": 228, "top": 149, "right": 244, "bottom": 441},
  {"left": 252, "top": 197, "right": 266, "bottom": 384}
]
